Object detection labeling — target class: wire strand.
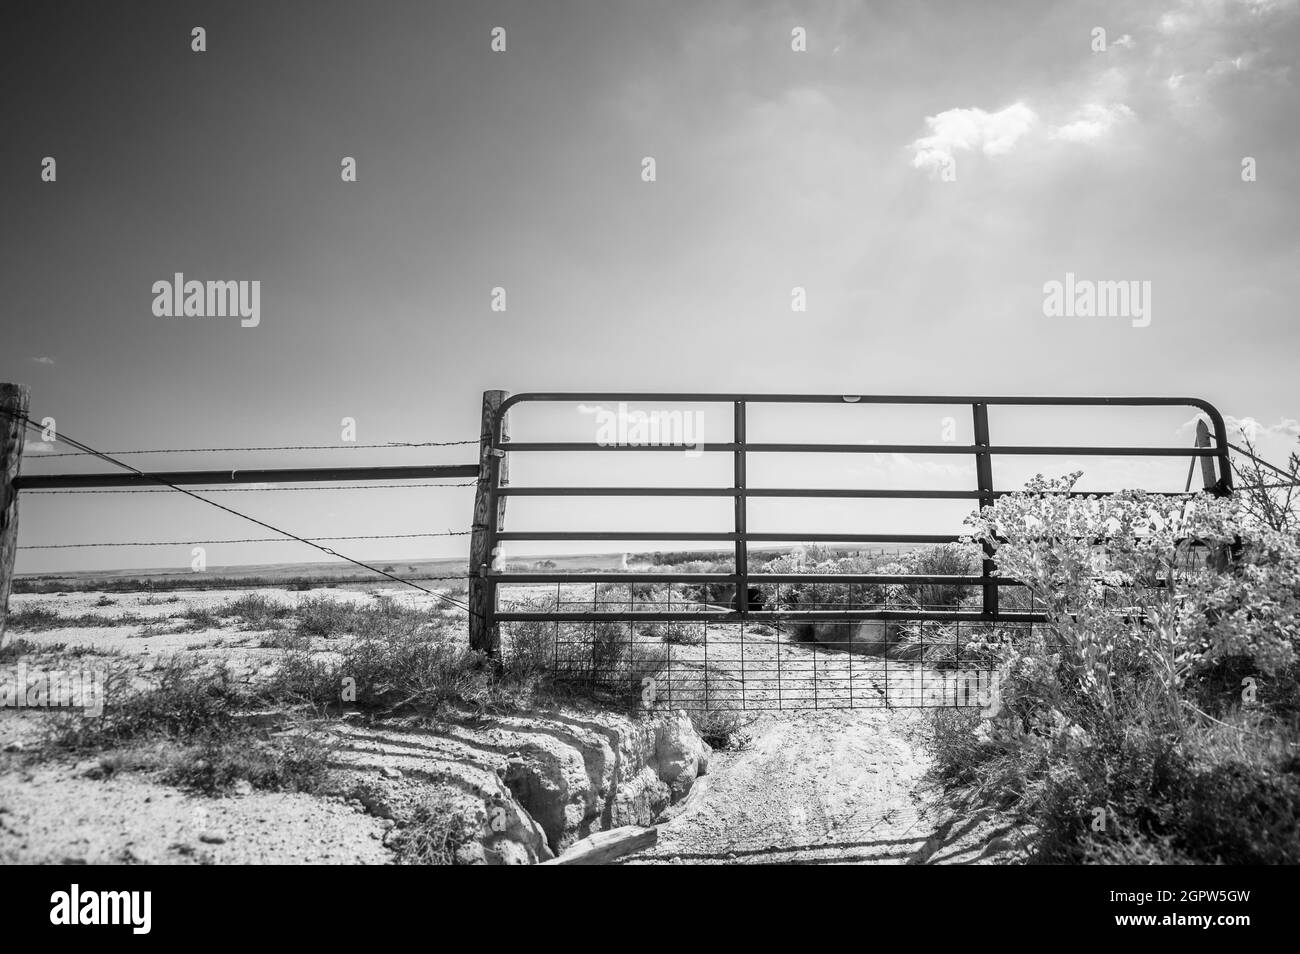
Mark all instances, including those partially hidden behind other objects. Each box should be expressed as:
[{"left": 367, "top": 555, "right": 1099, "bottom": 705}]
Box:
[
  {"left": 10, "top": 411, "right": 478, "bottom": 617},
  {"left": 1227, "top": 441, "right": 1299, "bottom": 484},
  {"left": 21, "top": 531, "right": 471, "bottom": 549},
  {"left": 22, "top": 483, "right": 476, "bottom": 494},
  {"left": 28, "top": 440, "right": 476, "bottom": 458}
]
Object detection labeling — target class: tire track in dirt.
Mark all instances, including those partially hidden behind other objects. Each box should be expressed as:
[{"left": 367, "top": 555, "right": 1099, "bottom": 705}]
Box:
[{"left": 627, "top": 707, "right": 942, "bottom": 864}]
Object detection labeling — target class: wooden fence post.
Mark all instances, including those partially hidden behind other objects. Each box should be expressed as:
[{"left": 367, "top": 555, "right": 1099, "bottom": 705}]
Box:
[
  {"left": 1195, "top": 419, "right": 1218, "bottom": 493},
  {"left": 1, "top": 383, "right": 31, "bottom": 649},
  {"left": 971, "top": 402, "right": 999, "bottom": 618},
  {"left": 469, "top": 390, "right": 509, "bottom": 655}
]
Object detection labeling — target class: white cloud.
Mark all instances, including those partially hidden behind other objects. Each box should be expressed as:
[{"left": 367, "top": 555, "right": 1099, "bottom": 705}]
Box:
[
  {"left": 908, "top": 102, "right": 1037, "bottom": 173},
  {"left": 1179, "top": 414, "right": 1300, "bottom": 442},
  {"left": 1226, "top": 415, "right": 1300, "bottom": 441},
  {"left": 1049, "top": 103, "right": 1135, "bottom": 143},
  {"left": 907, "top": 0, "right": 1295, "bottom": 168},
  {"left": 23, "top": 441, "right": 56, "bottom": 454},
  {"left": 1161, "top": 0, "right": 1297, "bottom": 36},
  {"left": 1154, "top": 0, "right": 1298, "bottom": 114},
  {"left": 29, "top": 356, "right": 55, "bottom": 366}
]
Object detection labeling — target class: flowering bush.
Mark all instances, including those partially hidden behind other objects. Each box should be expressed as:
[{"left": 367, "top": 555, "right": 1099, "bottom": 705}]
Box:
[
  {"left": 960, "top": 472, "right": 1297, "bottom": 722},
  {"left": 931, "top": 472, "right": 1300, "bottom": 863}
]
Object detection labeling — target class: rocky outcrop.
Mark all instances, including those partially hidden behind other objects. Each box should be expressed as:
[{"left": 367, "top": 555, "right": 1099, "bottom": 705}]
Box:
[
  {"left": 499, "top": 708, "right": 709, "bottom": 853},
  {"left": 330, "top": 706, "right": 710, "bottom": 863}
]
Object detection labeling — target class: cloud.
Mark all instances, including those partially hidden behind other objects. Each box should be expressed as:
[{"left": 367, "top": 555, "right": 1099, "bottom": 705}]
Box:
[
  {"left": 23, "top": 441, "right": 56, "bottom": 454},
  {"left": 1153, "top": 0, "right": 1299, "bottom": 114},
  {"left": 1049, "top": 103, "right": 1135, "bottom": 143},
  {"left": 29, "top": 356, "right": 55, "bottom": 366},
  {"left": 908, "top": 102, "right": 1038, "bottom": 173},
  {"left": 1225, "top": 416, "right": 1300, "bottom": 441},
  {"left": 1179, "top": 414, "right": 1300, "bottom": 442},
  {"left": 907, "top": 0, "right": 1297, "bottom": 171},
  {"left": 1160, "top": 0, "right": 1297, "bottom": 37},
  {"left": 908, "top": 97, "right": 1136, "bottom": 174}
]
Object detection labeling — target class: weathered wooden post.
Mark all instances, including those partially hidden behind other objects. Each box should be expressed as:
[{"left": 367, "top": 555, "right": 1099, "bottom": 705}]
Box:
[
  {"left": 469, "top": 390, "right": 509, "bottom": 655},
  {"left": 972, "top": 402, "right": 998, "bottom": 618},
  {"left": 1195, "top": 419, "right": 1218, "bottom": 493},
  {"left": 1, "top": 383, "right": 31, "bottom": 649}
]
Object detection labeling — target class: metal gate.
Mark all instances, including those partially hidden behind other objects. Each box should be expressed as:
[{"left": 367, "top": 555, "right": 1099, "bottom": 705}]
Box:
[{"left": 471, "top": 394, "right": 1232, "bottom": 711}]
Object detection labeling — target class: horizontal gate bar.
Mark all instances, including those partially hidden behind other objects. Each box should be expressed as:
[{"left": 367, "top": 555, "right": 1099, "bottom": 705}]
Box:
[
  {"left": 499, "top": 392, "right": 1226, "bottom": 411},
  {"left": 493, "top": 531, "right": 964, "bottom": 542},
  {"left": 493, "top": 572, "right": 1028, "bottom": 586},
  {"left": 496, "top": 486, "right": 1199, "bottom": 498},
  {"left": 499, "top": 442, "right": 1220, "bottom": 456},
  {"left": 13, "top": 464, "right": 480, "bottom": 490},
  {"left": 498, "top": 487, "right": 985, "bottom": 498},
  {"left": 494, "top": 609, "right": 1049, "bottom": 623}
]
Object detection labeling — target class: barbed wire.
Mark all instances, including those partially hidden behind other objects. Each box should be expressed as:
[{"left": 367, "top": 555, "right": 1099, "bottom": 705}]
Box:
[
  {"left": 1227, "top": 441, "right": 1300, "bottom": 485},
  {"left": 27, "top": 439, "right": 477, "bottom": 459},
  {"left": 23, "top": 482, "right": 477, "bottom": 494},
  {"left": 20, "top": 530, "right": 471, "bottom": 550},
  {"left": 4, "top": 408, "right": 478, "bottom": 617}
]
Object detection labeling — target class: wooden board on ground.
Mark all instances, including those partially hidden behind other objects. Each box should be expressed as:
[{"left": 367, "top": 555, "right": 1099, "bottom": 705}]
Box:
[{"left": 541, "top": 825, "right": 658, "bottom": 865}]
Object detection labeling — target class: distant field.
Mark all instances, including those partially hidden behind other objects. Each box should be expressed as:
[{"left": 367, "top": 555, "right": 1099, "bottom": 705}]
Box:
[{"left": 15, "top": 545, "right": 918, "bottom": 594}]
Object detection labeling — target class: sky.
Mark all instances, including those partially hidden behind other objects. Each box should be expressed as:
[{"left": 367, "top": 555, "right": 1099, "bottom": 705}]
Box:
[{"left": 1, "top": 0, "right": 1297, "bottom": 574}]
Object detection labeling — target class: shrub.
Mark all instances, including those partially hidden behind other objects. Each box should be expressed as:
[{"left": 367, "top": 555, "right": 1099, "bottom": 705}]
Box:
[
  {"left": 270, "top": 628, "right": 495, "bottom": 712},
  {"left": 392, "top": 795, "right": 476, "bottom": 865},
  {"left": 659, "top": 622, "right": 705, "bottom": 646},
  {"left": 178, "top": 606, "right": 221, "bottom": 631},
  {"left": 0, "top": 637, "right": 44, "bottom": 662},
  {"left": 49, "top": 658, "right": 244, "bottom": 750},
  {"left": 929, "top": 473, "right": 1300, "bottom": 863},
  {"left": 899, "top": 544, "right": 980, "bottom": 609},
  {"left": 7, "top": 607, "right": 144, "bottom": 631},
  {"left": 294, "top": 596, "right": 361, "bottom": 639},
  {"left": 690, "top": 708, "right": 752, "bottom": 750},
  {"left": 8, "top": 607, "right": 62, "bottom": 631},
  {"left": 45, "top": 658, "right": 335, "bottom": 795},
  {"left": 155, "top": 732, "right": 334, "bottom": 795},
  {"left": 224, "top": 593, "right": 294, "bottom": 630}
]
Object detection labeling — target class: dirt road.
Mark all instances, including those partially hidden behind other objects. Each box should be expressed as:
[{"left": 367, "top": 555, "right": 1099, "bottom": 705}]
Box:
[{"left": 627, "top": 707, "right": 1015, "bottom": 865}]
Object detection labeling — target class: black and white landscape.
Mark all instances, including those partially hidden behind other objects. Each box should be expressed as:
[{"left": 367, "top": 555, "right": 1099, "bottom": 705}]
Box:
[{"left": 1, "top": 0, "right": 1297, "bottom": 910}]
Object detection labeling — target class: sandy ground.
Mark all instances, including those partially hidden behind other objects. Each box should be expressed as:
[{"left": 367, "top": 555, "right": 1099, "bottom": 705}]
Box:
[
  {"left": 0, "top": 758, "right": 393, "bottom": 865},
  {"left": 2, "top": 584, "right": 1016, "bottom": 865},
  {"left": 7, "top": 585, "right": 463, "bottom": 657},
  {"left": 625, "top": 708, "right": 1018, "bottom": 865}
]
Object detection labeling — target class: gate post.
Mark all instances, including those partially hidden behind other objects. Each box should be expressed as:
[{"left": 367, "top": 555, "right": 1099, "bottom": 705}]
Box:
[
  {"left": 1194, "top": 419, "right": 1219, "bottom": 493},
  {"left": 733, "top": 401, "right": 748, "bottom": 613},
  {"left": 1, "top": 383, "right": 31, "bottom": 649},
  {"left": 469, "top": 390, "right": 509, "bottom": 654},
  {"left": 972, "top": 403, "right": 999, "bottom": 618}
]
